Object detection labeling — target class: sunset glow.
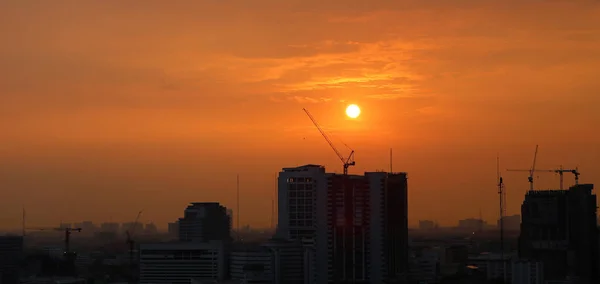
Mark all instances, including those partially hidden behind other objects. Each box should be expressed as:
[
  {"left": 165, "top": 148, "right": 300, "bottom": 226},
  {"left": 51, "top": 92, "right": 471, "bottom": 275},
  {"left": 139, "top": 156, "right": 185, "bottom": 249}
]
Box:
[{"left": 0, "top": 0, "right": 599, "bottom": 229}]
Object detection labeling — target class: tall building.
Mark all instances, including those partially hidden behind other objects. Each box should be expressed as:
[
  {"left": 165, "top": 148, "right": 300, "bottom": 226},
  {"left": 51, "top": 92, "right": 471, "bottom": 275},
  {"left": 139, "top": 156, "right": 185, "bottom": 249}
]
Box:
[
  {"left": 178, "top": 202, "right": 232, "bottom": 243},
  {"left": 519, "top": 184, "right": 598, "bottom": 283},
  {"left": 277, "top": 165, "right": 409, "bottom": 284},
  {"left": 0, "top": 235, "right": 24, "bottom": 284}
]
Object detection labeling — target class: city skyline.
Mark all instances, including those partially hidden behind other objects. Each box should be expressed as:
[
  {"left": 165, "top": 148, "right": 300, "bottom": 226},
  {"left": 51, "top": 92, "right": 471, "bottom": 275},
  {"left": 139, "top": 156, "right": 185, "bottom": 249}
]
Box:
[{"left": 2, "top": 0, "right": 600, "bottom": 229}]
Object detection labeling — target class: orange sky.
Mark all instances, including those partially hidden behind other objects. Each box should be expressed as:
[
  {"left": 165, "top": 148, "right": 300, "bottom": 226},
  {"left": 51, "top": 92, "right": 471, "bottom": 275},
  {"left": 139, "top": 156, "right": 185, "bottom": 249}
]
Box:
[{"left": 1, "top": 0, "right": 599, "bottom": 229}]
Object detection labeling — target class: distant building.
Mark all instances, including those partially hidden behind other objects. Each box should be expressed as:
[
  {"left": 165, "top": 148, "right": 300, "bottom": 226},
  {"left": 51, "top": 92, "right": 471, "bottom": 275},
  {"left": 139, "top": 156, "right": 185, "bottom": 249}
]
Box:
[
  {"left": 144, "top": 223, "right": 158, "bottom": 234},
  {"left": 497, "top": 215, "right": 521, "bottom": 232},
  {"left": 519, "top": 184, "right": 599, "bottom": 282},
  {"left": 100, "top": 222, "right": 120, "bottom": 233},
  {"left": 0, "top": 235, "right": 24, "bottom": 284},
  {"left": 168, "top": 221, "right": 179, "bottom": 237},
  {"left": 58, "top": 223, "right": 71, "bottom": 229},
  {"left": 458, "top": 218, "right": 486, "bottom": 232},
  {"left": 277, "top": 164, "right": 409, "bottom": 283},
  {"left": 138, "top": 241, "right": 226, "bottom": 284},
  {"left": 419, "top": 220, "right": 436, "bottom": 230},
  {"left": 178, "top": 202, "right": 232, "bottom": 243}
]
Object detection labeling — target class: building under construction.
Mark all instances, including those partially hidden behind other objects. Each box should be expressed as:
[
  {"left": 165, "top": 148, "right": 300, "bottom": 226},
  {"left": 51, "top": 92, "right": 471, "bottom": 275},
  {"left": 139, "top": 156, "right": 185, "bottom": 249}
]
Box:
[
  {"left": 518, "top": 184, "right": 599, "bottom": 283},
  {"left": 277, "top": 165, "right": 409, "bottom": 283}
]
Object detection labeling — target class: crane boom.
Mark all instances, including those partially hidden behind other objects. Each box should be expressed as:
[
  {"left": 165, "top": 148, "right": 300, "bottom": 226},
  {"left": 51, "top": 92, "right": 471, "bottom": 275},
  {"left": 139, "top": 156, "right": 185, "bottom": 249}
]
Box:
[
  {"left": 507, "top": 167, "right": 581, "bottom": 190},
  {"left": 303, "top": 108, "right": 355, "bottom": 175}
]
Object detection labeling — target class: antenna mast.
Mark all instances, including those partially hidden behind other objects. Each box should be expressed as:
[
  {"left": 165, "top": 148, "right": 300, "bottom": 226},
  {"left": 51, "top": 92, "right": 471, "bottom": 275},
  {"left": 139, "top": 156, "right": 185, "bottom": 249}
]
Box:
[
  {"left": 22, "top": 206, "right": 26, "bottom": 237},
  {"left": 390, "top": 148, "right": 393, "bottom": 173},
  {"left": 237, "top": 174, "right": 240, "bottom": 234},
  {"left": 498, "top": 154, "right": 505, "bottom": 268}
]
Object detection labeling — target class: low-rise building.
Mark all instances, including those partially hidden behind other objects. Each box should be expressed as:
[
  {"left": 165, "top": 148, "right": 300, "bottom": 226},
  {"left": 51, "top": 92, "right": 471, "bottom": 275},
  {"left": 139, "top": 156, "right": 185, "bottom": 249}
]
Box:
[{"left": 139, "top": 241, "right": 226, "bottom": 284}]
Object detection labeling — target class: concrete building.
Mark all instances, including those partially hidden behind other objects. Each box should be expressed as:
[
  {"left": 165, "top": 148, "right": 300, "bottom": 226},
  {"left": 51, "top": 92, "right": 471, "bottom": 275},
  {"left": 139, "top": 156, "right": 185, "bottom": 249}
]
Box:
[
  {"left": 178, "top": 202, "right": 232, "bottom": 243},
  {"left": 511, "top": 259, "right": 544, "bottom": 284},
  {"left": 138, "top": 241, "right": 226, "bottom": 284},
  {"left": 519, "top": 184, "right": 599, "bottom": 282},
  {"left": 262, "top": 238, "right": 304, "bottom": 284},
  {"left": 410, "top": 249, "right": 440, "bottom": 283},
  {"left": 0, "top": 235, "right": 23, "bottom": 284},
  {"left": 277, "top": 165, "right": 409, "bottom": 284},
  {"left": 467, "top": 252, "right": 514, "bottom": 282},
  {"left": 230, "top": 245, "right": 272, "bottom": 282}
]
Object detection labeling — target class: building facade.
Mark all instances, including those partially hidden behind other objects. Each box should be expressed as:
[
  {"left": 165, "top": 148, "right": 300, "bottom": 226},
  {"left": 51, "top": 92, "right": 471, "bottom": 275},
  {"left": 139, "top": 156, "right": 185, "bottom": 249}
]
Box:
[
  {"left": 138, "top": 241, "right": 226, "bottom": 284},
  {"left": 277, "top": 165, "right": 409, "bottom": 284},
  {"left": 519, "top": 184, "right": 598, "bottom": 283},
  {"left": 0, "top": 235, "right": 23, "bottom": 284},
  {"left": 178, "top": 202, "right": 232, "bottom": 243}
]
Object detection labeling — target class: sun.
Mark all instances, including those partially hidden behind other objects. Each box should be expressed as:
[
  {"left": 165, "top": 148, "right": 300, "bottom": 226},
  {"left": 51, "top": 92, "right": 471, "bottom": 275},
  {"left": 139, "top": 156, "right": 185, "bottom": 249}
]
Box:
[{"left": 346, "top": 104, "right": 361, "bottom": 118}]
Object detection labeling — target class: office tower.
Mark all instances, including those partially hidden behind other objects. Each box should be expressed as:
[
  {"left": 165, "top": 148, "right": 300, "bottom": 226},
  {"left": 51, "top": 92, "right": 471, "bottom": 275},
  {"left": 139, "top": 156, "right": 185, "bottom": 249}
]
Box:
[
  {"left": 178, "top": 202, "right": 232, "bottom": 243},
  {"left": 519, "top": 184, "right": 598, "bottom": 283},
  {"left": 277, "top": 165, "right": 409, "bottom": 283},
  {"left": 0, "top": 235, "right": 24, "bottom": 284}
]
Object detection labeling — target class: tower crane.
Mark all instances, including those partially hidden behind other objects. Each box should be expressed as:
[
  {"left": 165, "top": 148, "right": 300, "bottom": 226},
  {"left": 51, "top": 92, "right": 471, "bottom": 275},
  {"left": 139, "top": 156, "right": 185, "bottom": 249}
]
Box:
[
  {"left": 506, "top": 167, "right": 580, "bottom": 190},
  {"left": 126, "top": 210, "right": 143, "bottom": 280},
  {"left": 507, "top": 145, "right": 538, "bottom": 191},
  {"left": 303, "top": 108, "right": 355, "bottom": 175},
  {"left": 27, "top": 226, "right": 82, "bottom": 275}
]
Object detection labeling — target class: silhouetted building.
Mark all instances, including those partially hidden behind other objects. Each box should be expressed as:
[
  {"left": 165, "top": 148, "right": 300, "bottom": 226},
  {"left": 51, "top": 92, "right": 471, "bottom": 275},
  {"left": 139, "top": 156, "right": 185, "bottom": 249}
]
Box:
[
  {"left": 138, "top": 241, "right": 226, "bottom": 284},
  {"left": 168, "top": 221, "right": 179, "bottom": 237},
  {"left": 519, "top": 184, "right": 599, "bottom": 283},
  {"left": 262, "top": 238, "right": 304, "bottom": 284},
  {"left": 144, "top": 223, "right": 158, "bottom": 234},
  {"left": 497, "top": 215, "right": 521, "bottom": 232},
  {"left": 99, "top": 222, "right": 120, "bottom": 233},
  {"left": 178, "top": 202, "right": 232, "bottom": 243},
  {"left": 277, "top": 165, "right": 409, "bottom": 283},
  {"left": 230, "top": 244, "right": 272, "bottom": 282},
  {"left": 419, "top": 220, "right": 435, "bottom": 230},
  {"left": 0, "top": 235, "right": 24, "bottom": 284},
  {"left": 458, "top": 219, "right": 486, "bottom": 232}
]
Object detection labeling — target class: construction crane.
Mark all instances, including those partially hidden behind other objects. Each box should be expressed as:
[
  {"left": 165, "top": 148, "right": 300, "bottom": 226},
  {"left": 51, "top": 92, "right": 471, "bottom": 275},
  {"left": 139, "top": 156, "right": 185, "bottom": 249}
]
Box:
[
  {"left": 507, "top": 145, "right": 539, "bottom": 191},
  {"left": 27, "top": 226, "right": 82, "bottom": 275},
  {"left": 303, "top": 108, "right": 355, "bottom": 175},
  {"left": 126, "top": 210, "right": 143, "bottom": 281},
  {"left": 506, "top": 166, "right": 580, "bottom": 190}
]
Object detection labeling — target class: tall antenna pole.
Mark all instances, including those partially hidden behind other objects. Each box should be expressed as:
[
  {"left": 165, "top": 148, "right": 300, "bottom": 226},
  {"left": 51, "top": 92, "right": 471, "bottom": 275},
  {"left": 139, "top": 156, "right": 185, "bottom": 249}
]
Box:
[
  {"left": 237, "top": 174, "right": 240, "bottom": 234},
  {"left": 497, "top": 154, "right": 505, "bottom": 273},
  {"left": 271, "top": 199, "right": 275, "bottom": 230},
  {"left": 22, "top": 206, "right": 26, "bottom": 237},
  {"left": 390, "top": 148, "right": 393, "bottom": 173}
]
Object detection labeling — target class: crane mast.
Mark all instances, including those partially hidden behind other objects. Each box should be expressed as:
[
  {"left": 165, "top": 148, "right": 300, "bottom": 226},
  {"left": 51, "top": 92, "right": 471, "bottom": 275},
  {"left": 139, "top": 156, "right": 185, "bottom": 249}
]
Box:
[
  {"left": 528, "top": 145, "right": 539, "bottom": 191},
  {"left": 303, "top": 108, "right": 355, "bottom": 175}
]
